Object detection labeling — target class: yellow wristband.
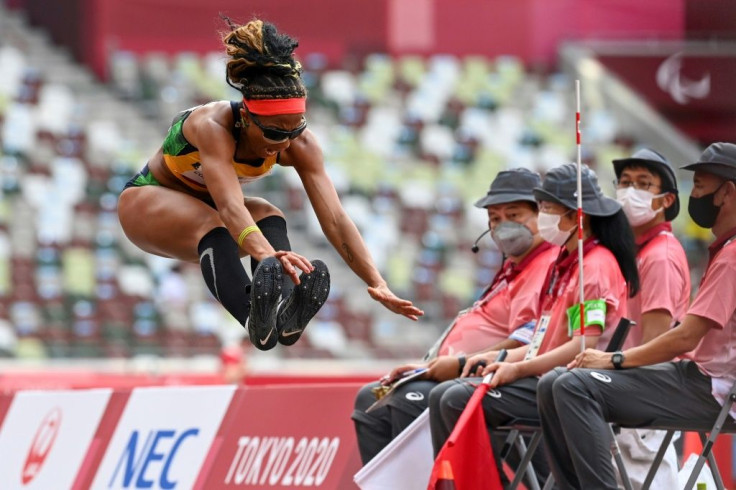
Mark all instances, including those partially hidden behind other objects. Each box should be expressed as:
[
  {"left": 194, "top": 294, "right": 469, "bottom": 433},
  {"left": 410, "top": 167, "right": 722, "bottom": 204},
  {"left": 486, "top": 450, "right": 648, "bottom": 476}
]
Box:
[{"left": 237, "top": 225, "right": 261, "bottom": 248}]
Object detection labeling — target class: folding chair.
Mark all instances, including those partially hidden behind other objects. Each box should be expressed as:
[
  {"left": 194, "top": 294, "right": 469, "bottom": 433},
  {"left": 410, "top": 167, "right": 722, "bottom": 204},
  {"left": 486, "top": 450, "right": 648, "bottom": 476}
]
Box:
[
  {"left": 633, "top": 379, "right": 736, "bottom": 490},
  {"left": 498, "top": 317, "right": 635, "bottom": 490}
]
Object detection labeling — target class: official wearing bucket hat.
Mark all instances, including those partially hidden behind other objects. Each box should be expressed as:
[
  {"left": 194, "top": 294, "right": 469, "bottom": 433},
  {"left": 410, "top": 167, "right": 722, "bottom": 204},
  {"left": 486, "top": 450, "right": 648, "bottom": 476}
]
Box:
[
  {"left": 609, "top": 148, "right": 691, "bottom": 345},
  {"left": 681, "top": 142, "right": 736, "bottom": 229},
  {"left": 613, "top": 148, "right": 680, "bottom": 222},
  {"left": 606, "top": 149, "right": 692, "bottom": 486},
  {"left": 534, "top": 142, "right": 736, "bottom": 490},
  {"left": 471, "top": 167, "right": 548, "bottom": 257},
  {"left": 352, "top": 167, "right": 558, "bottom": 472},
  {"left": 681, "top": 142, "right": 736, "bottom": 181},
  {"left": 533, "top": 162, "right": 621, "bottom": 216},
  {"left": 428, "top": 162, "right": 639, "bottom": 482},
  {"left": 530, "top": 163, "right": 639, "bottom": 296}
]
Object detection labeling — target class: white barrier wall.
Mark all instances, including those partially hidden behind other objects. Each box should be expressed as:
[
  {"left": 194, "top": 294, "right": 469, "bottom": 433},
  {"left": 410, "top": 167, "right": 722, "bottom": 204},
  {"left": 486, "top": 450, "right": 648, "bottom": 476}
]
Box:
[
  {"left": 0, "top": 389, "right": 112, "bottom": 490},
  {"left": 91, "top": 386, "right": 236, "bottom": 490}
]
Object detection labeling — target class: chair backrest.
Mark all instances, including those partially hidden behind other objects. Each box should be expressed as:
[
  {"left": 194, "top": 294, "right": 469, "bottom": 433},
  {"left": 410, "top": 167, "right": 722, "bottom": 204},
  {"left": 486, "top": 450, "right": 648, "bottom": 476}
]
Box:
[{"left": 605, "top": 318, "right": 633, "bottom": 353}]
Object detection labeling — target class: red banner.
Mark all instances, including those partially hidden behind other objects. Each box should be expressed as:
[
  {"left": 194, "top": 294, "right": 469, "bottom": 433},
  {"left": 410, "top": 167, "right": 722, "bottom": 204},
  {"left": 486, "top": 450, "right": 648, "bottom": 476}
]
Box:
[
  {"left": 197, "top": 384, "right": 363, "bottom": 489},
  {"left": 598, "top": 52, "right": 736, "bottom": 144}
]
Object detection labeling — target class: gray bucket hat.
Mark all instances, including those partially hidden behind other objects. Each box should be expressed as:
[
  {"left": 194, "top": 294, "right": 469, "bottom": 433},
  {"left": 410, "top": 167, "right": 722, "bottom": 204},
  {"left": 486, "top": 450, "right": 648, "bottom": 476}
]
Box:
[
  {"left": 474, "top": 168, "right": 542, "bottom": 208},
  {"left": 681, "top": 142, "right": 736, "bottom": 181},
  {"left": 612, "top": 148, "right": 680, "bottom": 221},
  {"left": 533, "top": 163, "right": 621, "bottom": 217}
]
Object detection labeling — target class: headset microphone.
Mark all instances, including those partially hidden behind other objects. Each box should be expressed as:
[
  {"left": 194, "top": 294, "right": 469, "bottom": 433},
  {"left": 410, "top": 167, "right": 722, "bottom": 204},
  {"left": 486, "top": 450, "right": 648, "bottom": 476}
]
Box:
[{"left": 471, "top": 228, "right": 491, "bottom": 253}]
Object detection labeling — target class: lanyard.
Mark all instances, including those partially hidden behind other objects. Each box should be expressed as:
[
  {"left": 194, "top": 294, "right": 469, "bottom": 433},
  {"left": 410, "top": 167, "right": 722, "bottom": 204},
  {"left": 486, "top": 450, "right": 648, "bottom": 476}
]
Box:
[
  {"left": 427, "top": 242, "right": 554, "bottom": 360},
  {"left": 538, "top": 239, "right": 598, "bottom": 312},
  {"left": 470, "top": 241, "right": 555, "bottom": 313}
]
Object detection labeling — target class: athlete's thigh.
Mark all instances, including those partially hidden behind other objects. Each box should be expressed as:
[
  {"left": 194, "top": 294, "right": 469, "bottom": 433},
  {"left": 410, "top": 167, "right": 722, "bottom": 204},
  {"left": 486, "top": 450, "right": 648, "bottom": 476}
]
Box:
[{"left": 118, "top": 186, "right": 224, "bottom": 262}]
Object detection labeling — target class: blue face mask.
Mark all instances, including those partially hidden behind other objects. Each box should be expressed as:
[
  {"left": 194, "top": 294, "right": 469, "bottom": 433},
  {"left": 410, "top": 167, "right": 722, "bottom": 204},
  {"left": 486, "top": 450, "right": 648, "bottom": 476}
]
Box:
[{"left": 491, "top": 221, "right": 534, "bottom": 256}]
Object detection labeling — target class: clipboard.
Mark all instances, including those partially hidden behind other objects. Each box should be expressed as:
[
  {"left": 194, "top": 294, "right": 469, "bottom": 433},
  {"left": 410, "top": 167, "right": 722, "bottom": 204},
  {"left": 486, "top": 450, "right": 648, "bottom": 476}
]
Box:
[{"left": 365, "top": 368, "right": 428, "bottom": 413}]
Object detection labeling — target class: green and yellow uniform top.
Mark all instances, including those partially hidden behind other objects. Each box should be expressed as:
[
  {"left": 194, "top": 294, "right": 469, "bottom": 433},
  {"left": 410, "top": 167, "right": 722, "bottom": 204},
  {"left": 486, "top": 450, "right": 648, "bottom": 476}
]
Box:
[{"left": 161, "top": 101, "right": 278, "bottom": 191}]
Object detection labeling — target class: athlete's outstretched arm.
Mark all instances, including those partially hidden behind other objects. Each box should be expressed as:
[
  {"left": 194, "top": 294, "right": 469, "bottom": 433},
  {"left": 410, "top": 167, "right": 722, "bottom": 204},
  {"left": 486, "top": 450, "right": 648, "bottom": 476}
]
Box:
[{"left": 286, "top": 131, "right": 424, "bottom": 320}]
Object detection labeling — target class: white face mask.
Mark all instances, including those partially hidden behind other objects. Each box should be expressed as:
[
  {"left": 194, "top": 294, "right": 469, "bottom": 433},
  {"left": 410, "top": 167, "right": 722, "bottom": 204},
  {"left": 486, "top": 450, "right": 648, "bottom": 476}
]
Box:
[
  {"left": 537, "top": 211, "right": 574, "bottom": 247},
  {"left": 616, "top": 187, "right": 664, "bottom": 227}
]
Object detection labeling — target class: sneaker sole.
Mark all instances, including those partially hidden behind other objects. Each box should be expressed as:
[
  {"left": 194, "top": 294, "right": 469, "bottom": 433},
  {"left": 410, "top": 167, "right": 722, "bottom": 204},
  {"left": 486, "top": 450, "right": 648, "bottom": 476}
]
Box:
[
  {"left": 248, "top": 256, "right": 282, "bottom": 351},
  {"left": 277, "top": 259, "right": 330, "bottom": 346}
]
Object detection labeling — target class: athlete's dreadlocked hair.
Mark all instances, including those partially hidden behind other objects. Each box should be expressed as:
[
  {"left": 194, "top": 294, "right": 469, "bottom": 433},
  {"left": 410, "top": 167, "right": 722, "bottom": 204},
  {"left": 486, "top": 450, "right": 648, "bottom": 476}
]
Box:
[{"left": 221, "top": 16, "right": 306, "bottom": 100}]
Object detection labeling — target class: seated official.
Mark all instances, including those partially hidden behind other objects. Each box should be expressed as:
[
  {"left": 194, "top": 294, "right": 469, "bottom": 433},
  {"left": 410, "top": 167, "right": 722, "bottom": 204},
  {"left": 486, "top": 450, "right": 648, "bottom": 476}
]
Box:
[
  {"left": 538, "top": 142, "right": 736, "bottom": 490},
  {"left": 351, "top": 168, "right": 556, "bottom": 465}
]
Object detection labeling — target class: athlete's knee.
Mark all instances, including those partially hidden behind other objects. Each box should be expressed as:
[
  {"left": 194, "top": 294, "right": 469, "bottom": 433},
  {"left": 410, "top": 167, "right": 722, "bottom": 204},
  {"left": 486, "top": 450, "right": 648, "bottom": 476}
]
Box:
[{"left": 244, "top": 197, "right": 284, "bottom": 222}]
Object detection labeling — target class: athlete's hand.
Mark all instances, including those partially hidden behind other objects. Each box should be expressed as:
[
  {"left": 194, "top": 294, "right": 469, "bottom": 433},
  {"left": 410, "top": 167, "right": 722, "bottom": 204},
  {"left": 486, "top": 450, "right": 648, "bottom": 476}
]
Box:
[
  {"left": 367, "top": 284, "right": 424, "bottom": 320},
  {"left": 568, "top": 348, "right": 610, "bottom": 369},
  {"left": 426, "top": 356, "right": 462, "bottom": 382},
  {"left": 382, "top": 362, "right": 426, "bottom": 386},
  {"left": 481, "top": 361, "right": 520, "bottom": 388},
  {"left": 274, "top": 250, "right": 313, "bottom": 285},
  {"left": 462, "top": 352, "right": 496, "bottom": 377}
]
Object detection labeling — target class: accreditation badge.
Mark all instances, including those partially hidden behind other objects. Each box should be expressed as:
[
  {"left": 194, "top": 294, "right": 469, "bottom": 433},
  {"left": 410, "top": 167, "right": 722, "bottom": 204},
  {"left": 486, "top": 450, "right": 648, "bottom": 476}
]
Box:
[{"left": 524, "top": 314, "right": 551, "bottom": 360}]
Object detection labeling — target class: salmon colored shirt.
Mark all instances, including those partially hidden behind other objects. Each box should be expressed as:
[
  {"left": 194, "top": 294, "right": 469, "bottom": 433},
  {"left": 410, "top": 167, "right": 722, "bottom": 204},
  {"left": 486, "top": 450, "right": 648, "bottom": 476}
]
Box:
[
  {"left": 534, "top": 240, "right": 628, "bottom": 357},
  {"left": 438, "top": 243, "right": 557, "bottom": 356},
  {"left": 623, "top": 222, "right": 691, "bottom": 349},
  {"left": 683, "top": 228, "right": 736, "bottom": 416}
]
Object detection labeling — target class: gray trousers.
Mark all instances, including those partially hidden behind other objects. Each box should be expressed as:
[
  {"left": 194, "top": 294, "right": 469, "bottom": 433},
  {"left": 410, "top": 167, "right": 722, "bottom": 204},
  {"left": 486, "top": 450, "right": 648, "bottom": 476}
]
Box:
[
  {"left": 351, "top": 379, "right": 438, "bottom": 464},
  {"left": 537, "top": 361, "right": 727, "bottom": 490},
  {"left": 429, "top": 377, "right": 550, "bottom": 486}
]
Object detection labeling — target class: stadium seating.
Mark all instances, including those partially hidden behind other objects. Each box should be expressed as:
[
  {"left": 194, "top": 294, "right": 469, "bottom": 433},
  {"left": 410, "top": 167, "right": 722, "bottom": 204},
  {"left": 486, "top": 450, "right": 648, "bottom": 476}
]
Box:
[{"left": 0, "top": 5, "right": 708, "bottom": 363}]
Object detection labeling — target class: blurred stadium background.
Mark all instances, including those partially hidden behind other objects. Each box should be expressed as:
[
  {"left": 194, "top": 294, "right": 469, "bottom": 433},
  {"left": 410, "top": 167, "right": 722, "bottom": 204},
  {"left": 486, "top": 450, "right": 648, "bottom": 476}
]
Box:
[{"left": 0, "top": 0, "right": 734, "bottom": 385}]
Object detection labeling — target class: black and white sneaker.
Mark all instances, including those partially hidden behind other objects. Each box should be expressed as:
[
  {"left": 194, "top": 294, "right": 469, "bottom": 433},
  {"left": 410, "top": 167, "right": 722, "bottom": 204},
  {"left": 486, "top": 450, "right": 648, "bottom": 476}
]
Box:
[
  {"left": 276, "top": 259, "right": 330, "bottom": 346},
  {"left": 248, "top": 256, "right": 283, "bottom": 351}
]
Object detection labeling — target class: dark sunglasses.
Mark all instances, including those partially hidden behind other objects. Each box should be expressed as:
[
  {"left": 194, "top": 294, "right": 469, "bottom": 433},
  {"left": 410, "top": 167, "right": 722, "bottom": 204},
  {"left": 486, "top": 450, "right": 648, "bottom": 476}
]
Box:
[{"left": 247, "top": 111, "right": 307, "bottom": 143}]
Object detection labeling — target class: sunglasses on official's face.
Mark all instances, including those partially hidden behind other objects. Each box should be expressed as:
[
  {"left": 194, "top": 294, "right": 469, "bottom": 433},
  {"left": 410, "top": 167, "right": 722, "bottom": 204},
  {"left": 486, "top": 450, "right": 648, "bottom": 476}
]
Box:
[{"left": 247, "top": 111, "right": 307, "bottom": 143}]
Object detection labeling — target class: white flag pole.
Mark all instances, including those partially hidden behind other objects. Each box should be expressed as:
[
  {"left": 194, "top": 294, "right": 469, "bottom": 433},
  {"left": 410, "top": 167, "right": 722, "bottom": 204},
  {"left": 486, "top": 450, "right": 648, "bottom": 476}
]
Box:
[{"left": 576, "top": 80, "right": 585, "bottom": 354}]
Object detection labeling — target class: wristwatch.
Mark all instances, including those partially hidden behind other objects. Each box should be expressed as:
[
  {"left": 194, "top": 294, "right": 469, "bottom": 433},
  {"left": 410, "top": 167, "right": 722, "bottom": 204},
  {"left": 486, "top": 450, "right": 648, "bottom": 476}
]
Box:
[
  {"left": 611, "top": 351, "right": 625, "bottom": 370},
  {"left": 457, "top": 355, "right": 467, "bottom": 376}
]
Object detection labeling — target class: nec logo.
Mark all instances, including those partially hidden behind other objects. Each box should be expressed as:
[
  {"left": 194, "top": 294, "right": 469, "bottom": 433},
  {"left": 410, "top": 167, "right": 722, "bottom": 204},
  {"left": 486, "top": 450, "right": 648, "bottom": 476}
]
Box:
[
  {"left": 22, "top": 407, "right": 62, "bottom": 485},
  {"left": 108, "top": 428, "right": 199, "bottom": 489}
]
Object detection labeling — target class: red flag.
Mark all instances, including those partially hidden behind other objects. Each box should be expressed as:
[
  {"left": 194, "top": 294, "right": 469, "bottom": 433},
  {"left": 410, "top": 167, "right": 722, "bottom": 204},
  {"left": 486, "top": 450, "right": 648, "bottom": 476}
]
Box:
[{"left": 427, "top": 383, "right": 503, "bottom": 490}]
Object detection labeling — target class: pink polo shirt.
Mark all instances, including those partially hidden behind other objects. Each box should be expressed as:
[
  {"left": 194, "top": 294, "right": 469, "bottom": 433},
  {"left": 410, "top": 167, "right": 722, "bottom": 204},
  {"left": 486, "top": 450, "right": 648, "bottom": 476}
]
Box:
[
  {"left": 438, "top": 242, "right": 557, "bottom": 356},
  {"left": 684, "top": 230, "right": 736, "bottom": 379},
  {"left": 536, "top": 241, "right": 628, "bottom": 357},
  {"left": 623, "top": 222, "right": 691, "bottom": 349},
  {"left": 682, "top": 229, "right": 736, "bottom": 417}
]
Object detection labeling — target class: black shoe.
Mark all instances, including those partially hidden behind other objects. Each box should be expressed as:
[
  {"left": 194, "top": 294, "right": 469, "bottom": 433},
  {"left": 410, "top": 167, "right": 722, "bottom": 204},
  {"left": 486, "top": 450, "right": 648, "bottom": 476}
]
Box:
[
  {"left": 248, "top": 256, "right": 283, "bottom": 351},
  {"left": 277, "top": 259, "right": 330, "bottom": 346}
]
